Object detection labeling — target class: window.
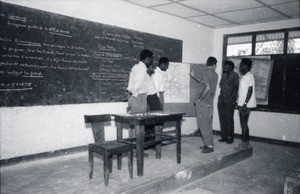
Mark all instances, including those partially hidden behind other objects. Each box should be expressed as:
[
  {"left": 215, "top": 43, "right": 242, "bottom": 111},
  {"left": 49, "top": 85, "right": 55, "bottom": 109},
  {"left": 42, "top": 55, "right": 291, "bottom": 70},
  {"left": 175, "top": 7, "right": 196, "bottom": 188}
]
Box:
[
  {"left": 224, "top": 27, "right": 300, "bottom": 114},
  {"left": 256, "top": 32, "right": 284, "bottom": 55},
  {"left": 288, "top": 30, "right": 300, "bottom": 54},
  {"left": 226, "top": 36, "right": 252, "bottom": 56}
]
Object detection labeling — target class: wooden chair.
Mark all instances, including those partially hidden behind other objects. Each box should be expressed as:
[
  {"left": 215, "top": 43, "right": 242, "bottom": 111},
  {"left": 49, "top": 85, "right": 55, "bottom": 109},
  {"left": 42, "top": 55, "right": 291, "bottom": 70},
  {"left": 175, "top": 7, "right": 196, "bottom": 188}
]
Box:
[{"left": 85, "top": 114, "right": 134, "bottom": 186}]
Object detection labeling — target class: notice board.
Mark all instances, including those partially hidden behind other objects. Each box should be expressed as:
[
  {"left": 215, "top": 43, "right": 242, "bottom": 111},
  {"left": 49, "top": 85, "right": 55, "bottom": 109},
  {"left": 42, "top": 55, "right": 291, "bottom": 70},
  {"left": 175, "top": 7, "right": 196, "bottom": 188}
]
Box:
[{"left": 0, "top": 2, "right": 182, "bottom": 107}]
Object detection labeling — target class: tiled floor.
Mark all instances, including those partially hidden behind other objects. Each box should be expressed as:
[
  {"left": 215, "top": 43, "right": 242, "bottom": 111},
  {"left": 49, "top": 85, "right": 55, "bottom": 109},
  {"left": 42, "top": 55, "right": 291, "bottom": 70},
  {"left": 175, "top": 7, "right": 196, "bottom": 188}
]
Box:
[{"left": 1, "top": 135, "right": 299, "bottom": 194}]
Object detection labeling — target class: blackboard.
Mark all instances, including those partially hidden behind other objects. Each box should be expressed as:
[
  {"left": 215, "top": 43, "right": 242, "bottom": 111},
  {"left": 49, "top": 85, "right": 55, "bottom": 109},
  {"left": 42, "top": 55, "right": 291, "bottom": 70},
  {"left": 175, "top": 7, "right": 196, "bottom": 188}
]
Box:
[{"left": 0, "top": 2, "right": 182, "bottom": 107}]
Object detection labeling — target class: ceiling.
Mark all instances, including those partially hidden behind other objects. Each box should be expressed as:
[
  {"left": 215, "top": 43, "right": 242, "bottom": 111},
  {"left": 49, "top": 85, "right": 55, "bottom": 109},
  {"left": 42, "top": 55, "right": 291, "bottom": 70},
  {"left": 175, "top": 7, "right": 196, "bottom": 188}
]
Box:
[{"left": 123, "top": 0, "right": 300, "bottom": 28}]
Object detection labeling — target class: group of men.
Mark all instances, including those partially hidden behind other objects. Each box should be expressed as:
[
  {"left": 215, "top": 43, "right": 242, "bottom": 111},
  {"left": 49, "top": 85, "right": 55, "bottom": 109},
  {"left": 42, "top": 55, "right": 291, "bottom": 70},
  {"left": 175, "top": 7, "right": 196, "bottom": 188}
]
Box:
[
  {"left": 127, "top": 49, "right": 169, "bottom": 113},
  {"left": 191, "top": 57, "right": 256, "bottom": 153},
  {"left": 126, "top": 49, "right": 256, "bottom": 154}
]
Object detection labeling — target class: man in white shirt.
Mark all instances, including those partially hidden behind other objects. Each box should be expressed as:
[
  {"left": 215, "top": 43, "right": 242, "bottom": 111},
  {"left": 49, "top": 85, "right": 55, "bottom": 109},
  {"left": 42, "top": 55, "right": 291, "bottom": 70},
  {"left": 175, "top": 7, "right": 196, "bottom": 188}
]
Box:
[
  {"left": 127, "top": 49, "right": 153, "bottom": 113},
  {"left": 151, "top": 57, "right": 169, "bottom": 110},
  {"left": 235, "top": 58, "right": 256, "bottom": 150}
]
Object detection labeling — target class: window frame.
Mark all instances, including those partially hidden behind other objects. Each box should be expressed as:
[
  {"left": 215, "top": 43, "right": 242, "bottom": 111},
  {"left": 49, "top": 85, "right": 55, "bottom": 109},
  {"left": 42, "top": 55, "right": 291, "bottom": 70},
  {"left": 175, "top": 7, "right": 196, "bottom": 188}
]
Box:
[{"left": 223, "top": 27, "right": 300, "bottom": 114}]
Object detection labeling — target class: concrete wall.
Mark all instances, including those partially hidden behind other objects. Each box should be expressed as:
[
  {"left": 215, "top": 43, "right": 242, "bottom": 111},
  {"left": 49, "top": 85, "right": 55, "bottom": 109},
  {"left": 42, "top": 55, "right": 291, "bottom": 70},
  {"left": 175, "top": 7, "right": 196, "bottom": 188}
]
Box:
[{"left": 212, "top": 19, "right": 300, "bottom": 143}]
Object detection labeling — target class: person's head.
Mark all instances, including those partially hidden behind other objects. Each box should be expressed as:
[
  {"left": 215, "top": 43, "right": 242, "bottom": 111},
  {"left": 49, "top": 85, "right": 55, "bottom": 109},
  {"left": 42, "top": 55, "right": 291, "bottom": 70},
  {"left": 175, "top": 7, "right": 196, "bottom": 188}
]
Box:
[
  {"left": 206, "top": 56, "right": 217, "bottom": 69},
  {"left": 140, "top": 49, "right": 153, "bottom": 68},
  {"left": 239, "top": 58, "right": 252, "bottom": 75},
  {"left": 158, "top": 57, "right": 169, "bottom": 71},
  {"left": 223, "top": 60, "right": 235, "bottom": 73}
]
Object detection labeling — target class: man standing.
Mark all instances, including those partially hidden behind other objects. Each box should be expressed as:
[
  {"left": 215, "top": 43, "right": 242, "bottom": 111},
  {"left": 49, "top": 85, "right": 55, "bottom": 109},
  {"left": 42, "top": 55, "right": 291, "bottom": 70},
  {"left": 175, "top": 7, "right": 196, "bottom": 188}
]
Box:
[
  {"left": 151, "top": 57, "right": 169, "bottom": 110},
  {"left": 235, "top": 58, "right": 256, "bottom": 150},
  {"left": 191, "top": 57, "right": 218, "bottom": 153},
  {"left": 127, "top": 49, "right": 153, "bottom": 113},
  {"left": 218, "top": 60, "right": 239, "bottom": 144}
]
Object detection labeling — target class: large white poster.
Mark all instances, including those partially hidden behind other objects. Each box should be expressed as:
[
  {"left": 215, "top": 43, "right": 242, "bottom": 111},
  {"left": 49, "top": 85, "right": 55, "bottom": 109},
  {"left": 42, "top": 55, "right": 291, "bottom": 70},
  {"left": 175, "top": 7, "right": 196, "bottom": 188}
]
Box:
[{"left": 164, "top": 62, "right": 190, "bottom": 103}]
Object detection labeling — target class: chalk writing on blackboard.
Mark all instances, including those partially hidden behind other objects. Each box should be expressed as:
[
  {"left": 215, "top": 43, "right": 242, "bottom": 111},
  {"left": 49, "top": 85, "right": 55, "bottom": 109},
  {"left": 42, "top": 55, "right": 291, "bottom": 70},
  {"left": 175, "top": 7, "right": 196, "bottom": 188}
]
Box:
[{"left": 0, "top": 2, "right": 182, "bottom": 106}]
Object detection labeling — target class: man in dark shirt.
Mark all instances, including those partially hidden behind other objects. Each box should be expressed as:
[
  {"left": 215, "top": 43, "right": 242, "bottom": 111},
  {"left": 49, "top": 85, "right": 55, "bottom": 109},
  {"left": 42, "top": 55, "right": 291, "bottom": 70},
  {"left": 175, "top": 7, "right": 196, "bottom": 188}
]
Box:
[
  {"left": 217, "top": 60, "right": 239, "bottom": 144},
  {"left": 191, "top": 57, "right": 218, "bottom": 153}
]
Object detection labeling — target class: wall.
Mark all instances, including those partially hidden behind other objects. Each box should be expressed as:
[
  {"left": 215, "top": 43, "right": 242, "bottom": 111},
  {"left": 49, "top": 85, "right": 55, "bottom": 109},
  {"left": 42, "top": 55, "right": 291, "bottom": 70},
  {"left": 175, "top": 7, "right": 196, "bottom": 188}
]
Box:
[
  {"left": 0, "top": 0, "right": 209, "bottom": 159},
  {"left": 212, "top": 19, "right": 300, "bottom": 143}
]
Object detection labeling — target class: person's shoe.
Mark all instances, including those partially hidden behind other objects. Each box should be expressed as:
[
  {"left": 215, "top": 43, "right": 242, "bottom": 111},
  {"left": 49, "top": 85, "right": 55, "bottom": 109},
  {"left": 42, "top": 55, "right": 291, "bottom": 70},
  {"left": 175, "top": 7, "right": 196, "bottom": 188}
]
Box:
[
  {"left": 200, "top": 145, "right": 205, "bottom": 150},
  {"left": 201, "top": 146, "right": 214, "bottom": 153},
  {"left": 226, "top": 138, "right": 234, "bottom": 144},
  {"left": 218, "top": 138, "right": 227, "bottom": 142}
]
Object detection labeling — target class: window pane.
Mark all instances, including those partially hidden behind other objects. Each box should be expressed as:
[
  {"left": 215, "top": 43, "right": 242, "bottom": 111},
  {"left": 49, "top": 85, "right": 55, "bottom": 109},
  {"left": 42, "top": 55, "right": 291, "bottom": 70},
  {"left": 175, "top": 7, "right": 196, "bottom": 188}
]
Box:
[
  {"left": 255, "top": 32, "right": 284, "bottom": 55},
  {"left": 227, "top": 43, "right": 252, "bottom": 56},
  {"left": 227, "top": 35, "right": 252, "bottom": 44},
  {"left": 288, "top": 31, "right": 300, "bottom": 53}
]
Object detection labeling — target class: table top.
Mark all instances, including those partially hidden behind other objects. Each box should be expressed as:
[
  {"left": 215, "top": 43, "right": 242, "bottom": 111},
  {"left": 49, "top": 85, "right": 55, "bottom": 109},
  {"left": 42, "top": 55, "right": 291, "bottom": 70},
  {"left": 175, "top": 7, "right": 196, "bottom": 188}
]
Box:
[{"left": 112, "top": 111, "right": 185, "bottom": 125}]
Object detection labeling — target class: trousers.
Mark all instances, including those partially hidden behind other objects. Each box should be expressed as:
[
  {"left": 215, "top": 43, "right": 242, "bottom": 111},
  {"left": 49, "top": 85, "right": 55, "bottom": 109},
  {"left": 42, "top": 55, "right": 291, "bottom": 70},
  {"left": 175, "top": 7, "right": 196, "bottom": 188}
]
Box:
[
  {"left": 195, "top": 100, "right": 214, "bottom": 146},
  {"left": 238, "top": 106, "right": 251, "bottom": 142},
  {"left": 217, "top": 100, "right": 235, "bottom": 140}
]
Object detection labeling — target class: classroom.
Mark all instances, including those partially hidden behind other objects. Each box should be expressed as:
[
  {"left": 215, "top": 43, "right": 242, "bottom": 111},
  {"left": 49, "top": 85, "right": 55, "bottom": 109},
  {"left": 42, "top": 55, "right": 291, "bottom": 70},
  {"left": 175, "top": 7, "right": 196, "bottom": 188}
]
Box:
[{"left": 0, "top": 0, "right": 299, "bottom": 193}]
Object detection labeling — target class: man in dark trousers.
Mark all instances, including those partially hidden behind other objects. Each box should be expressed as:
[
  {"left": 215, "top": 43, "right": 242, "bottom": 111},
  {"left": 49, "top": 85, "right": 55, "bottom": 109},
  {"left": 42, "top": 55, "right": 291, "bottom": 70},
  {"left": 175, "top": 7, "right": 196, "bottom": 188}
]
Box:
[{"left": 217, "top": 60, "right": 239, "bottom": 144}]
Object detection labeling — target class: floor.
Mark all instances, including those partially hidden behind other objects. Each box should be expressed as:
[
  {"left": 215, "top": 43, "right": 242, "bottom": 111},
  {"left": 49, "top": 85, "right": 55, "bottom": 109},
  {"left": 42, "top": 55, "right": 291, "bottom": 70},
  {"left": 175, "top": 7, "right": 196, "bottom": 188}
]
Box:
[{"left": 1, "top": 135, "right": 299, "bottom": 194}]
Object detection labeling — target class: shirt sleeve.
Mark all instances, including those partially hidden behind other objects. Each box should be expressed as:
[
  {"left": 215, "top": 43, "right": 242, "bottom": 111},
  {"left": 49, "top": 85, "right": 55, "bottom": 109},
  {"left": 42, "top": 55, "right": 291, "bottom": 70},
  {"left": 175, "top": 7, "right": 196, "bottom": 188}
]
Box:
[
  {"left": 246, "top": 73, "right": 254, "bottom": 87},
  {"left": 127, "top": 65, "right": 147, "bottom": 97}
]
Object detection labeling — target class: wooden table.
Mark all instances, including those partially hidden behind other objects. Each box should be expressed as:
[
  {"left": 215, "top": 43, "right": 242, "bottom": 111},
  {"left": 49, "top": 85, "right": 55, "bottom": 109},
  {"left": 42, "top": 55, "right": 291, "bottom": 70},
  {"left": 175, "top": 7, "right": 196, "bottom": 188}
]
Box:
[{"left": 112, "top": 112, "right": 184, "bottom": 176}]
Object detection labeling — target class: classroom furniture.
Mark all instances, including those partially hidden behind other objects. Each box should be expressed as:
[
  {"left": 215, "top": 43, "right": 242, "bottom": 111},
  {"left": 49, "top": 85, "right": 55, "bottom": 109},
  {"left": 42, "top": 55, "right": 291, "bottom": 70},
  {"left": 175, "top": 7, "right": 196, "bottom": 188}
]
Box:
[
  {"left": 84, "top": 114, "right": 111, "bottom": 143},
  {"left": 88, "top": 141, "right": 134, "bottom": 186},
  {"left": 112, "top": 112, "right": 184, "bottom": 177},
  {"left": 84, "top": 114, "right": 134, "bottom": 186}
]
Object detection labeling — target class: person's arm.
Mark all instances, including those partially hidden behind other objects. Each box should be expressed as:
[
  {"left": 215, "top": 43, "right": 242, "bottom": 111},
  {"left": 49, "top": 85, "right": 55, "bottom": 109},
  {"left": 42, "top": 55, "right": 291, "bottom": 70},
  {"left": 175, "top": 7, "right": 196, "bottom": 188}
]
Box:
[
  {"left": 194, "top": 82, "right": 210, "bottom": 103},
  {"left": 243, "top": 86, "right": 253, "bottom": 107},
  {"left": 159, "top": 92, "right": 164, "bottom": 110},
  {"left": 190, "top": 70, "right": 201, "bottom": 82},
  {"left": 232, "top": 74, "right": 239, "bottom": 104},
  {"left": 131, "top": 66, "right": 147, "bottom": 96}
]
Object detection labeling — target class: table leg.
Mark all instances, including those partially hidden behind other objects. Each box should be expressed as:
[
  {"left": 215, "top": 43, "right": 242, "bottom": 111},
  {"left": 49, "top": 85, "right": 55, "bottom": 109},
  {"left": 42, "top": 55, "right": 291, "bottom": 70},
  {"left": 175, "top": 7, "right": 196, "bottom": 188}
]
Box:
[
  {"left": 116, "top": 122, "right": 123, "bottom": 170},
  {"left": 155, "top": 125, "right": 162, "bottom": 159},
  {"left": 176, "top": 120, "right": 181, "bottom": 164},
  {"left": 135, "top": 125, "right": 145, "bottom": 176}
]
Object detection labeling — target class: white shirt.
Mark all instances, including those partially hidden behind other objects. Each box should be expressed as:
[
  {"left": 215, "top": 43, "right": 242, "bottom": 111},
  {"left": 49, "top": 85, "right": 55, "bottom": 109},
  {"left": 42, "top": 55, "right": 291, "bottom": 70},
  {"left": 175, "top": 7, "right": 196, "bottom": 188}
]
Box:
[
  {"left": 151, "top": 67, "right": 167, "bottom": 94},
  {"left": 237, "top": 72, "right": 257, "bottom": 108},
  {"left": 146, "top": 74, "right": 158, "bottom": 95},
  {"left": 127, "top": 61, "right": 148, "bottom": 97}
]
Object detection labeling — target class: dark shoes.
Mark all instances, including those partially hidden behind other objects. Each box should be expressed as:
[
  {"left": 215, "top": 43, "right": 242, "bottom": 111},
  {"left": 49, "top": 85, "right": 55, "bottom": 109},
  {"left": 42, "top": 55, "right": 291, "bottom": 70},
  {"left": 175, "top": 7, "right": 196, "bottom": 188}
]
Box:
[
  {"left": 218, "top": 138, "right": 227, "bottom": 142},
  {"left": 226, "top": 138, "right": 234, "bottom": 144},
  {"left": 200, "top": 146, "right": 214, "bottom": 153},
  {"left": 218, "top": 138, "right": 234, "bottom": 144}
]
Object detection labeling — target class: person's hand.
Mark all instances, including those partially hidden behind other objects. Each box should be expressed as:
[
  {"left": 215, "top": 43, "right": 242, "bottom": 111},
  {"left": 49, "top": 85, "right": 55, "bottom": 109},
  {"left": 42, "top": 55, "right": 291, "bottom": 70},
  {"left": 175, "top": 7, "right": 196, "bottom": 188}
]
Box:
[
  {"left": 126, "top": 105, "right": 131, "bottom": 113},
  {"left": 242, "top": 104, "right": 247, "bottom": 110}
]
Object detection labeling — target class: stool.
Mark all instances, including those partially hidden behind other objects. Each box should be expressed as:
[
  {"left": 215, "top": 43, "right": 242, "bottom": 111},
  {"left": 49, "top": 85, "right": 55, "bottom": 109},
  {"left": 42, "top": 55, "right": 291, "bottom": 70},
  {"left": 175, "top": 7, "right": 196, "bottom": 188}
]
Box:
[{"left": 88, "top": 141, "right": 134, "bottom": 186}]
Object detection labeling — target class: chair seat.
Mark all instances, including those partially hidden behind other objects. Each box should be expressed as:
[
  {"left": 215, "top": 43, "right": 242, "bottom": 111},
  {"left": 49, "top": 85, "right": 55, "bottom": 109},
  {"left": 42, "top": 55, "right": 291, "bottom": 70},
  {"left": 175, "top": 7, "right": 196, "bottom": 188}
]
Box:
[
  {"left": 88, "top": 141, "right": 134, "bottom": 186},
  {"left": 89, "top": 141, "right": 134, "bottom": 155}
]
